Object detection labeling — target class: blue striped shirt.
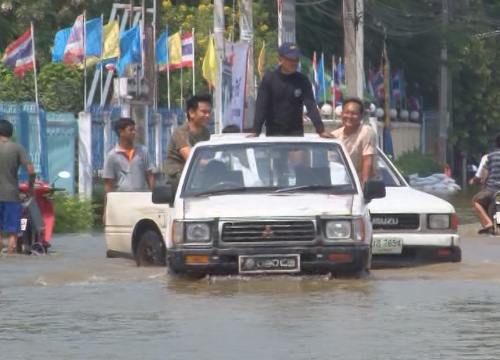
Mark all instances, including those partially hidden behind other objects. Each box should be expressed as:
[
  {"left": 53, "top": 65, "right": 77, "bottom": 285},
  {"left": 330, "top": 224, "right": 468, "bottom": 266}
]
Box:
[{"left": 486, "top": 149, "right": 500, "bottom": 190}]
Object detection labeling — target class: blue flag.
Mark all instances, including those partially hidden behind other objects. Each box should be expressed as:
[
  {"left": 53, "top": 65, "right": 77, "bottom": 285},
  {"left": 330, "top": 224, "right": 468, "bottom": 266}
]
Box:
[
  {"left": 52, "top": 28, "right": 71, "bottom": 62},
  {"left": 85, "top": 18, "right": 103, "bottom": 57},
  {"left": 52, "top": 18, "right": 103, "bottom": 62},
  {"left": 317, "top": 55, "right": 325, "bottom": 102},
  {"left": 118, "top": 26, "right": 141, "bottom": 76},
  {"left": 156, "top": 29, "right": 168, "bottom": 65}
]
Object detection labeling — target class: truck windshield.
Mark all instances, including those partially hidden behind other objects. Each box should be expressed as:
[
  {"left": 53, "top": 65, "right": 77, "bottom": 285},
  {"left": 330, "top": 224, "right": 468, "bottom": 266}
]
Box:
[{"left": 181, "top": 142, "right": 358, "bottom": 197}]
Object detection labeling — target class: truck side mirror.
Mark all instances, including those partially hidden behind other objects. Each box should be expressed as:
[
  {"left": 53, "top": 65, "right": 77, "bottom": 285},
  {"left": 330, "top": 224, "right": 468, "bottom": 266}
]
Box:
[
  {"left": 363, "top": 179, "right": 386, "bottom": 203},
  {"left": 152, "top": 181, "right": 174, "bottom": 206}
]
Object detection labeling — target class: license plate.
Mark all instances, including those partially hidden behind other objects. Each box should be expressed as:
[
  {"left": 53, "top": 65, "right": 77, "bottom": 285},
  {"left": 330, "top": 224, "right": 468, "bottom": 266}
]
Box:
[
  {"left": 372, "top": 238, "right": 403, "bottom": 254},
  {"left": 238, "top": 254, "right": 300, "bottom": 274},
  {"left": 20, "top": 218, "right": 28, "bottom": 231}
]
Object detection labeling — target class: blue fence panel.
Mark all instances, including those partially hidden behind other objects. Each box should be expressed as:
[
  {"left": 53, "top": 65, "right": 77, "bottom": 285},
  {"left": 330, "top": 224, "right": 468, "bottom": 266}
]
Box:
[
  {"left": 90, "top": 105, "right": 105, "bottom": 171},
  {"left": 90, "top": 105, "right": 122, "bottom": 170},
  {"left": 46, "top": 113, "right": 77, "bottom": 195},
  {"left": 0, "top": 101, "right": 49, "bottom": 181}
]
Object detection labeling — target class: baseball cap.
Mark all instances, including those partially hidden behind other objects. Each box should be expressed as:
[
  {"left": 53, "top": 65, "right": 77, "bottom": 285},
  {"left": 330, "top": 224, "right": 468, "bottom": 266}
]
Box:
[{"left": 278, "top": 42, "right": 301, "bottom": 59}]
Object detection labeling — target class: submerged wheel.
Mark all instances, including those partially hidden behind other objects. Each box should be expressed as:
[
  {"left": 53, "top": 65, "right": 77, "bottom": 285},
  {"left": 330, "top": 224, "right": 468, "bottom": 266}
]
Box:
[
  {"left": 135, "top": 230, "right": 166, "bottom": 267},
  {"left": 451, "top": 247, "right": 462, "bottom": 263},
  {"left": 17, "top": 220, "right": 37, "bottom": 255}
]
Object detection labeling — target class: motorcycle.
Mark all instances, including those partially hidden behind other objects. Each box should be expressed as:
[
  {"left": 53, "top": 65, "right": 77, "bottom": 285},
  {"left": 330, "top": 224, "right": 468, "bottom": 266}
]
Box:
[{"left": 17, "top": 171, "right": 70, "bottom": 255}]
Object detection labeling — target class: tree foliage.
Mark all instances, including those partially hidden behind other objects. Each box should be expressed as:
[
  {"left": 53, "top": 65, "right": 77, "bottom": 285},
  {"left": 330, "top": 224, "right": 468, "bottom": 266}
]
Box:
[{"left": 1, "top": 0, "right": 500, "bottom": 159}]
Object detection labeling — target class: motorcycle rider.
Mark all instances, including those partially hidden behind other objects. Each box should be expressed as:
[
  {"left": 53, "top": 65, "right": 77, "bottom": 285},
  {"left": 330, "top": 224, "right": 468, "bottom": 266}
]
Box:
[
  {"left": 0, "top": 119, "right": 35, "bottom": 254},
  {"left": 473, "top": 134, "right": 500, "bottom": 234}
]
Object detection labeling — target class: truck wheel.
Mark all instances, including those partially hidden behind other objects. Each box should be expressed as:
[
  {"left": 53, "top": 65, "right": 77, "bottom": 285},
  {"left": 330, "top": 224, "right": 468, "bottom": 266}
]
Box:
[
  {"left": 451, "top": 247, "right": 462, "bottom": 263},
  {"left": 135, "top": 230, "right": 166, "bottom": 267}
]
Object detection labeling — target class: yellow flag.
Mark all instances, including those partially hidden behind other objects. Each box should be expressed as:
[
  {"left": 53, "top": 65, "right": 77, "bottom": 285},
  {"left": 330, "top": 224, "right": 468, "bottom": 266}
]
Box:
[
  {"left": 257, "top": 41, "right": 266, "bottom": 80},
  {"left": 202, "top": 36, "right": 216, "bottom": 88},
  {"left": 168, "top": 32, "right": 182, "bottom": 70},
  {"left": 85, "top": 20, "right": 120, "bottom": 67},
  {"left": 102, "top": 20, "right": 120, "bottom": 60}
]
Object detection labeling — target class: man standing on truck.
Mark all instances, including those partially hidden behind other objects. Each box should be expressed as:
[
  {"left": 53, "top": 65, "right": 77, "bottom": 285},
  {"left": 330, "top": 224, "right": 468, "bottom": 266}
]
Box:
[
  {"left": 248, "top": 42, "right": 332, "bottom": 138},
  {"left": 0, "top": 119, "right": 35, "bottom": 254},
  {"left": 331, "top": 97, "right": 379, "bottom": 187},
  {"left": 165, "top": 93, "right": 212, "bottom": 192},
  {"left": 103, "top": 117, "right": 155, "bottom": 194}
]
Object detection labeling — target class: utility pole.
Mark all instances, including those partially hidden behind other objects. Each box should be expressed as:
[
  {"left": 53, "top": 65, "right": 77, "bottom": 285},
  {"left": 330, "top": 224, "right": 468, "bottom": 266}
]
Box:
[
  {"left": 343, "top": 0, "right": 363, "bottom": 98},
  {"left": 355, "top": 0, "right": 364, "bottom": 98},
  {"left": 214, "top": 0, "right": 225, "bottom": 134},
  {"left": 437, "top": 0, "right": 449, "bottom": 165},
  {"left": 240, "top": 0, "right": 255, "bottom": 131}
]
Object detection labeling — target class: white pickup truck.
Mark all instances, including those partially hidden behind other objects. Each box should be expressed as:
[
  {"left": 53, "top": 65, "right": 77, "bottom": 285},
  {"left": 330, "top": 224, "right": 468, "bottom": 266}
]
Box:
[{"left": 104, "top": 134, "right": 386, "bottom": 277}]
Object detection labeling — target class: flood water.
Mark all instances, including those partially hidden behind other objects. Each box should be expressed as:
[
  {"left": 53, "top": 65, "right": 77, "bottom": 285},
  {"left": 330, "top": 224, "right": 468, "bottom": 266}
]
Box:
[
  {"left": 430, "top": 187, "right": 478, "bottom": 225},
  {"left": 2, "top": 232, "right": 500, "bottom": 360}
]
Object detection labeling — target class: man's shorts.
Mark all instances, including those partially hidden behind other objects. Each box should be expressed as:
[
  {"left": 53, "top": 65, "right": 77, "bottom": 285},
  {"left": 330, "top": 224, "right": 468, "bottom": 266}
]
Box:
[
  {"left": 474, "top": 188, "right": 496, "bottom": 210},
  {"left": 0, "top": 201, "right": 23, "bottom": 233}
]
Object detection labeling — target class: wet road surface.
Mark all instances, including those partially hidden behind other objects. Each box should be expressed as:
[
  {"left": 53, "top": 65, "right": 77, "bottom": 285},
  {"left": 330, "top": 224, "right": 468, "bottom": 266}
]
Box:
[{"left": 1, "top": 232, "right": 500, "bottom": 360}]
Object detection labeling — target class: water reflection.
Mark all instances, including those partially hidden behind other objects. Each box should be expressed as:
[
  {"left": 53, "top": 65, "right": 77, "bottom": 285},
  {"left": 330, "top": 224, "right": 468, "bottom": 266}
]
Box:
[{"left": 165, "top": 274, "right": 375, "bottom": 299}]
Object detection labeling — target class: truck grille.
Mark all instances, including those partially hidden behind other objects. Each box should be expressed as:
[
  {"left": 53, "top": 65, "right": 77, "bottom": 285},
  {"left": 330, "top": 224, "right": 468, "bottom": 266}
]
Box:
[
  {"left": 371, "top": 214, "right": 420, "bottom": 230},
  {"left": 221, "top": 220, "right": 316, "bottom": 243}
]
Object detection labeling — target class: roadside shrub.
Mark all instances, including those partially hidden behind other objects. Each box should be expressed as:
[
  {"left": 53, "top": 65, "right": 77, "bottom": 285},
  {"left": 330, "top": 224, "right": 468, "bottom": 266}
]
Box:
[
  {"left": 393, "top": 149, "right": 444, "bottom": 177},
  {"left": 53, "top": 193, "right": 94, "bottom": 233}
]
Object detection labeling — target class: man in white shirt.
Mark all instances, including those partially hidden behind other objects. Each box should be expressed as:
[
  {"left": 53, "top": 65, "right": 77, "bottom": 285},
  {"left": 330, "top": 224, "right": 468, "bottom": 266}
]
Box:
[{"left": 469, "top": 154, "right": 488, "bottom": 186}]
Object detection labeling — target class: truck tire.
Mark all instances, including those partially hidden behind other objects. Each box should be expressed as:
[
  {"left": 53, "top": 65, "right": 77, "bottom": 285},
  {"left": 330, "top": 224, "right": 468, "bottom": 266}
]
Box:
[
  {"left": 135, "top": 230, "right": 166, "bottom": 267},
  {"left": 451, "top": 247, "right": 462, "bottom": 263}
]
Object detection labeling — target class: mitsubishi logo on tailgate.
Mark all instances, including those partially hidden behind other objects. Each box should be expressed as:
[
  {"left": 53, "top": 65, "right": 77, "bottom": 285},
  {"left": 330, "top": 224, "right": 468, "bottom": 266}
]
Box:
[
  {"left": 372, "top": 216, "right": 399, "bottom": 225},
  {"left": 262, "top": 225, "right": 274, "bottom": 238}
]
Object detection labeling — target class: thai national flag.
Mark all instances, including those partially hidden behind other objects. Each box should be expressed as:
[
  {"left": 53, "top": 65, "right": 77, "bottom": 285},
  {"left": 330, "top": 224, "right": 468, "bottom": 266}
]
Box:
[
  {"left": 1, "top": 28, "right": 34, "bottom": 77},
  {"left": 63, "top": 14, "right": 85, "bottom": 66}
]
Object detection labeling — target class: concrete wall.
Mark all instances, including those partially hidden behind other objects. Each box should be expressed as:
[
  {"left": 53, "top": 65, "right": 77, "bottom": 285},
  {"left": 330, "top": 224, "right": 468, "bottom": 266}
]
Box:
[{"left": 304, "top": 118, "right": 421, "bottom": 158}]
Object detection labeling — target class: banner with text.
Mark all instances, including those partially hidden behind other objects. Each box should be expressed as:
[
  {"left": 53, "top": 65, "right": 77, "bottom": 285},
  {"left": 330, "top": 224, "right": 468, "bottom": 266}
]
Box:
[{"left": 230, "top": 42, "right": 249, "bottom": 130}]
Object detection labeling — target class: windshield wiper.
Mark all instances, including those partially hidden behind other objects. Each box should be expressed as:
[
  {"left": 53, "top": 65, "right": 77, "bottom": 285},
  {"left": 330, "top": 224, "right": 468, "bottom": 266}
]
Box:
[
  {"left": 192, "top": 186, "right": 274, "bottom": 197},
  {"left": 273, "top": 184, "right": 335, "bottom": 194}
]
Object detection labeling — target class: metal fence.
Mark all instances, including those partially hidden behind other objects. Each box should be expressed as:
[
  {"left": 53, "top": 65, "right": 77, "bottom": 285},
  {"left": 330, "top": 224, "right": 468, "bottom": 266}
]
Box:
[
  {"left": 0, "top": 101, "right": 77, "bottom": 194},
  {"left": 89, "top": 105, "right": 187, "bottom": 171},
  {"left": 46, "top": 112, "right": 77, "bottom": 195}
]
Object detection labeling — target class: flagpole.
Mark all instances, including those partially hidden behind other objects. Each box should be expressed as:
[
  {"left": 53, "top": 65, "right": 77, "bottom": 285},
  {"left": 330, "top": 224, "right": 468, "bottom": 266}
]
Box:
[
  {"left": 30, "top": 21, "right": 42, "bottom": 162},
  {"left": 100, "top": 13, "right": 104, "bottom": 106},
  {"left": 180, "top": 27, "right": 183, "bottom": 108},
  {"left": 192, "top": 27, "right": 195, "bottom": 96},
  {"left": 83, "top": 11, "right": 87, "bottom": 111},
  {"left": 332, "top": 55, "right": 335, "bottom": 108},
  {"left": 153, "top": 0, "right": 158, "bottom": 110},
  {"left": 167, "top": 25, "right": 171, "bottom": 109},
  {"left": 117, "top": 15, "right": 122, "bottom": 107}
]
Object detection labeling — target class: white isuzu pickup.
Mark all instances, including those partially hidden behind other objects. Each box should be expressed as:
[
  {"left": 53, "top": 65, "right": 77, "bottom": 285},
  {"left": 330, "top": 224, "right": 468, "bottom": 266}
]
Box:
[{"left": 104, "top": 134, "right": 386, "bottom": 277}]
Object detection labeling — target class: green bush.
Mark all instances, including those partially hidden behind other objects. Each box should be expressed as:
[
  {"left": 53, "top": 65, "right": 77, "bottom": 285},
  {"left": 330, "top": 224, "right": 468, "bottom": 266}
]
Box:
[
  {"left": 393, "top": 150, "right": 444, "bottom": 177},
  {"left": 53, "top": 193, "right": 95, "bottom": 233}
]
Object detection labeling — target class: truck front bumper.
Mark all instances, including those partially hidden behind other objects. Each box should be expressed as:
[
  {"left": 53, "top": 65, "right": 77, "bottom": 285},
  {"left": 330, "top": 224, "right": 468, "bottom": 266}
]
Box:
[{"left": 167, "top": 244, "right": 370, "bottom": 276}]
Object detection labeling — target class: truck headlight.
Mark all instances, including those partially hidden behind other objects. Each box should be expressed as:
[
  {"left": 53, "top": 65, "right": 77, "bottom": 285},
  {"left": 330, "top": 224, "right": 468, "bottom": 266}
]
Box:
[
  {"left": 428, "top": 214, "right": 450, "bottom": 229},
  {"left": 186, "top": 223, "right": 211, "bottom": 242},
  {"left": 325, "top": 221, "right": 351, "bottom": 240}
]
